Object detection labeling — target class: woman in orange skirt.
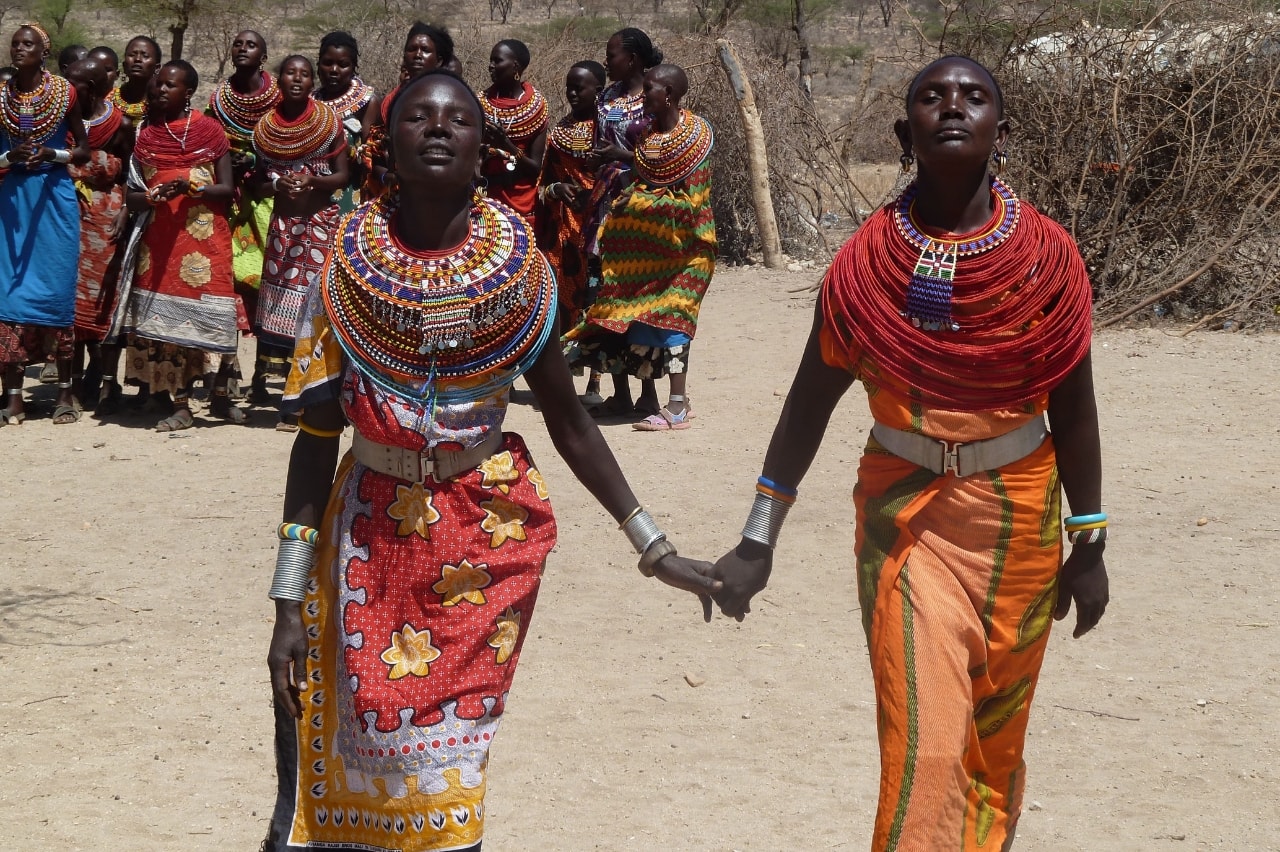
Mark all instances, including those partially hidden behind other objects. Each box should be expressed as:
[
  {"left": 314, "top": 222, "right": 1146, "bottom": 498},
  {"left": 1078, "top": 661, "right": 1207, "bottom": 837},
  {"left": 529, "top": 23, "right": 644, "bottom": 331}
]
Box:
[{"left": 712, "top": 56, "right": 1110, "bottom": 851}]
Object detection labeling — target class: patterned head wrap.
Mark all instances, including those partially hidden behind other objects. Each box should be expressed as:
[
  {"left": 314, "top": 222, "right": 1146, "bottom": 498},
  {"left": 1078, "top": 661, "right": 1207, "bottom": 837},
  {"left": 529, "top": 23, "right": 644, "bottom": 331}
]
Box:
[{"left": 22, "top": 23, "right": 51, "bottom": 53}]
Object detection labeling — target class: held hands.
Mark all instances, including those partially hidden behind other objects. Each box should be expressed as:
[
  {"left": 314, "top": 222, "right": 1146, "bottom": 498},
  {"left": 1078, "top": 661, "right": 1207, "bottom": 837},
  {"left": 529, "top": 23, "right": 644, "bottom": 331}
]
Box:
[
  {"left": 592, "top": 143, "right": 631, "bottom": 164},
  {"left": 650, "top": 552, "right": 723, "bottom": 623},
  {"left": 147, "top": 178, "right": 191, "bottom": 203},
  {"left": 1054, "top": 544, "right": 1108, "bottom": 638},
  {"left": 710, "top": 539, "right": 773, "bottom": 622}
]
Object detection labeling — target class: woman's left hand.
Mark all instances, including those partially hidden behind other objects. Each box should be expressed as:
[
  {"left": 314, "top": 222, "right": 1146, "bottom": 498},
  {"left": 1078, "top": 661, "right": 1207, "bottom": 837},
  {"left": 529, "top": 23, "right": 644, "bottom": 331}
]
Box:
[
  {"left": 1054, "top": 545, "right": 1108, "bottom": 638},
  {"left": 484, "top": 121, "right": 515, "bottom": 154},
  {"left": 651, "top": 553, "right": 724, "bottom": 623}
]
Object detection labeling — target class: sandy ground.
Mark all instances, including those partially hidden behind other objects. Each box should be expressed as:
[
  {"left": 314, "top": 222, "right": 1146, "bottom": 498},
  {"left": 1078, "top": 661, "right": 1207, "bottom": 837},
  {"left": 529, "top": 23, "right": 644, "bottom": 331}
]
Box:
[{"left": 2, "top": 266, "right": 1278, "bottom": 852}]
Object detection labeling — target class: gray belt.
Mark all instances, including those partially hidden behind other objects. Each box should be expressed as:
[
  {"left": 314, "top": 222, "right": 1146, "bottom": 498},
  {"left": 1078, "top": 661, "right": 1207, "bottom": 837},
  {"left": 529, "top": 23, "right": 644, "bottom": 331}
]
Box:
[
  {"left": 870, "top": 417, "right": 1047, "bottom": 478},
  {"left": 351, "top": 429, "right": 503, "bottom": 484}
]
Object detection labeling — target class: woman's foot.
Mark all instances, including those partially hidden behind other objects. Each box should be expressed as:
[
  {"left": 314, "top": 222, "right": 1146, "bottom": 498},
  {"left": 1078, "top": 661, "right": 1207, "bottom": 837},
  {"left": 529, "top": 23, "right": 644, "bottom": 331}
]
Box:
[
  {"left": 634, "top": 406, "right": 692, "bottom": 431},
  {"left": 95, "top": 380, "right": 124, "bottom": 416},
  {"left": 587, "top": 395, "right": 634, "bottom": 418},
  {"left": 0, "top": 391, "right": 25, "bottom": 426},
  {"left": 155, "top": 408, "right": 194, "bottom": 432},
  {"left": 210, "top": 390, "right": 247, "bottom": 424}
]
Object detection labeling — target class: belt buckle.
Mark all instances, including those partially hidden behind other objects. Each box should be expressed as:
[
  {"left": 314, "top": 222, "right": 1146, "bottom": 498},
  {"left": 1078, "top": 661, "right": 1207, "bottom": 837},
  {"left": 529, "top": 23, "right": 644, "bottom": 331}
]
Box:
[
  {"left": 938, "top": 439, "right": 963, "bottom": 476},
  {"left": 417, "top": 450, "right": 437, "bottom": 483}
]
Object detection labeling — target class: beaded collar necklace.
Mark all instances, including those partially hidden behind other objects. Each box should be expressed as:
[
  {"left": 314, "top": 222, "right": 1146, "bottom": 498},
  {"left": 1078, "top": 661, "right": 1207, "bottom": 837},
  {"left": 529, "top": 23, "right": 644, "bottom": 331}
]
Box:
[
  {"left": 1, "top": 71, "right": 71, "bottom": 144},
  {"left": 635, "top": 110, "right": 713, "bottom": 187},
  {"left": 314, "top": 78, "right": 373, "bottom": 121},
  {"left": 598, "top": 82, "right": 643, "bottom": 128},
  {"left": 209, "top": 71, "right": 281, "bottom": 144},
  {"left": 110, "top": 87, "right": 147, "bottom": 123},
  {"left": 85, "top": 97, "right": 115, "bottom": 129},
  {"left": 480, "top": 82, "right": 548, "bottom": 143},
  {"left": 894, "top": 177, "right": 1020, "bottom": 332},
  {"left": 254, "top": 99, "right": 342, "bottom": 168},
  {"left": 549, "top": 116, "right": 594, "bottom": 158},
  {"left": 324, "top": 196, "right": 556, "bottom": 404}
]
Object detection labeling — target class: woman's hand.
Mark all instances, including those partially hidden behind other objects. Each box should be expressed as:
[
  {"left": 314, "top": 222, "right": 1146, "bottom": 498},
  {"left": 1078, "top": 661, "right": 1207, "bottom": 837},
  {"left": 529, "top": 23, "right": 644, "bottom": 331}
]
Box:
[
  {"left": 1054, "top": 544, "right": 1108, "bottom": 637},
  {"left": 710, "top": 540, "right": 773, "bottom": 622},
  {"left": 650, "top": 553, "right": 724, "bottom": 623},
  {"left": 592, "top": 143, "right": 631, "bottom": 164},
  {"left": 268, "top": 600, "right": 310, "bottom": 719},
  {"left": 284, "top": 173, "right": 313, "bottom": 198},
  {"left": 484, "top": 121, "right": 516, "bottom": 154},
  {"left": 107, "top": 205, "right": 129, "bottom": 241},
  {"left": 7, "top": 141, "right": 35, "bottom": 163}
]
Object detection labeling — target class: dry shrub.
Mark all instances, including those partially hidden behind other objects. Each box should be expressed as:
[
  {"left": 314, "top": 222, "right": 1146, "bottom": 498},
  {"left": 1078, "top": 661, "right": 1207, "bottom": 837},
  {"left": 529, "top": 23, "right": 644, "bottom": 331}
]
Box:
[{"left": 927, "top": 2, "right": 1280, "bottom": 326}]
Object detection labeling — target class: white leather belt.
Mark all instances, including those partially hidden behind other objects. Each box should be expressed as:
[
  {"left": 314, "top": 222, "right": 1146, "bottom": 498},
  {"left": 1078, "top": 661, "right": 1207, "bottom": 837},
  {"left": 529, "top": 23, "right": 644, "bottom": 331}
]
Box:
[
  {"left": 870, "top": 417, "right": 1047, "bottom": 478},
  {"left": 351, "top": 429, "right": 503, "bottom": 484}
]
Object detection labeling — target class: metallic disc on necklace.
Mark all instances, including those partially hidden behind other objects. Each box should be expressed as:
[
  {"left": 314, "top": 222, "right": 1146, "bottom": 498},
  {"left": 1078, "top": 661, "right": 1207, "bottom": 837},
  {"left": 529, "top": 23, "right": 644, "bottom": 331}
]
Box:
[
  {"left": 418, "top": 342, "right": 432, "bottom": 354},
  {"left": 505, "top": 161, "right": 516, "bottom": 172}
]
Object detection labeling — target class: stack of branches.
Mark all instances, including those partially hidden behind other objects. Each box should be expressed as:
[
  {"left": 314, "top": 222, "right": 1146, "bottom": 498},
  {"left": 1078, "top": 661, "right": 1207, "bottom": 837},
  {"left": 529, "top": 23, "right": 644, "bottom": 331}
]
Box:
[
  {"left": 928, "top": 1, "right": 1280, "bottom": 327},
  {"left": 517, "top": 24, "right": 869, "bottom": 261}
]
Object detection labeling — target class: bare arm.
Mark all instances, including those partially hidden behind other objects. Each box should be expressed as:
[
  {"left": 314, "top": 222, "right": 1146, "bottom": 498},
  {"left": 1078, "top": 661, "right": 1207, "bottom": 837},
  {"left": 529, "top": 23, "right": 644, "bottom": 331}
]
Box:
[
  {"left": 523, "top": 316, "right": 722, "bottom": 616},
  {"left": 712, "top": 303, "right": 856, "bottom": 619},
  {"left": 1047, "top": 351, "right": 1109, "bottom": 637}
]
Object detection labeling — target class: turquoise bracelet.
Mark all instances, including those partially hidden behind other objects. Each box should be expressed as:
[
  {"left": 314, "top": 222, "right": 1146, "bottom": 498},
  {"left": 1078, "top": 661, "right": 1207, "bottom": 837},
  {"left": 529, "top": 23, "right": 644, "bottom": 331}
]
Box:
[{"left": 1064, "top": 513, "right": 1107, "bottom": 526}]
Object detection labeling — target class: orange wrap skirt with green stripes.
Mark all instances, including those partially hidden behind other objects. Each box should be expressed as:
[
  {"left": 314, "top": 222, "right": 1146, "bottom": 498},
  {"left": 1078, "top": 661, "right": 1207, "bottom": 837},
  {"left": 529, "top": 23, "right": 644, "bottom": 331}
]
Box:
[{"left": 853, "top": 427, "right": 1062, "bottom": 851}]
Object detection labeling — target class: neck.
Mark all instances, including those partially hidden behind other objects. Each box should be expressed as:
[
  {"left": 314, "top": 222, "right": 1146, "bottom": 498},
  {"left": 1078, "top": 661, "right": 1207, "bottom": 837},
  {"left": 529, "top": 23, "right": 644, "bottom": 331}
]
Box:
[
  {"left": 394, "top": 188, "right": 474, "bottom": 252},
  {"left": 652, "top": 105, "right": 680, "bottom": 132},
  {"left": 911, "top": 166, "right": 994, "bottom": 234},
  {"left": 230, "top": 67, "right": 263, "bottom": 93},
  {"left": 625, "top": 73, "right": 643, "bottom": 96},
  {"left": 319, "top": 80, "right": 351, "bottom": 99},
  {"left": 120, "top": 77, "right": 148, "bottom": 99},
  {"left": 571, "top": 106, "right": 594, "bottom": 122},
  {"left": 161, "top": 108, "right": 188, "bottom": 125},
  {"left": 88, "top": 96, "right": 107, "bottom": 119},
  {"left": 14, "top": 66, "right": 43, "bottom": 90},
  {"left": 279, "top": 97, "right": 308, "bottom": 119},
  {"left": 492, "top": 79, "right": 523, "bottom": 99}
]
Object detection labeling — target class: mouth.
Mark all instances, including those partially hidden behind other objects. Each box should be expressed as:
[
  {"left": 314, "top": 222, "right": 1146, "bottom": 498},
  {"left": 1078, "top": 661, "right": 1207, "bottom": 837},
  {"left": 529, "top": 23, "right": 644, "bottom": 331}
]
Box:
[
  {"left": 936, "top": 125, "right": 969, "bottom": 140},
  {"left": 419, "top": 142, "right": 454, "bottom": 163}
]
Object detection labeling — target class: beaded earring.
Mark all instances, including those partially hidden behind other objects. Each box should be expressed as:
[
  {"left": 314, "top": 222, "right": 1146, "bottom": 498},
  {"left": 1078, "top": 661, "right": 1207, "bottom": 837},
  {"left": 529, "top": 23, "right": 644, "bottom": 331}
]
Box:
[
  {"left": 900, "top": 151, "right": 914, "bottom": 173},
  {"left": 473, "top": 176, "right": 489, "bottom": 198},
  {"left": 992, "top": 148, "right": 1008, "bottom": 176}
]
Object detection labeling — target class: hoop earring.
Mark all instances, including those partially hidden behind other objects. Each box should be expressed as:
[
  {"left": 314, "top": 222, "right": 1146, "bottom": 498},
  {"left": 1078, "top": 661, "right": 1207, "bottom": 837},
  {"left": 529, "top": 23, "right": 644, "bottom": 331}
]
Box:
[
  {"left": 993, "top": 149, "right": 1008, "bottom": 176},
  {"left": 473, "top": 176, "right": 489, "bottom": 199},
  {"left": 900, "top": 152, "right": 914, "bottom": 173}
]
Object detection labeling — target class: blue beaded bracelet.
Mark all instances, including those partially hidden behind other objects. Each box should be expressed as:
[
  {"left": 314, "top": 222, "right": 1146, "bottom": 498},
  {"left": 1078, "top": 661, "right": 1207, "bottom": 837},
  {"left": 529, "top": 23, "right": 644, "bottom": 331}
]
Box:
[
  {"left": 1064, "top": 513, "right": 1107, "bottom": 526},
  {"left": 757, "top": 476, "right": 798, "bottom": 498}
]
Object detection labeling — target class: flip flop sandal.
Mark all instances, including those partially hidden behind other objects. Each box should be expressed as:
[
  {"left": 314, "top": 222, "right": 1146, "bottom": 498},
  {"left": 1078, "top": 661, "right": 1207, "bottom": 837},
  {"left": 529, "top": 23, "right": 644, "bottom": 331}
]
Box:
[
  {"left": 633, "top": 406, "right": 692, "bottom": 432},
  {"left": 155, "top": 410, "right": 195, "bottom": 432},
  {"left": 52, "top": 403, "right": 81, "bottom": 425},
  {"left": 0, "top": 406, "right": 25, "bottom": 426},
  {"left": 38, "top": 360, "right": 59, "bottom": 383},
  {"left": 210, "top": 394, "right": 247, "bottom": 425}
]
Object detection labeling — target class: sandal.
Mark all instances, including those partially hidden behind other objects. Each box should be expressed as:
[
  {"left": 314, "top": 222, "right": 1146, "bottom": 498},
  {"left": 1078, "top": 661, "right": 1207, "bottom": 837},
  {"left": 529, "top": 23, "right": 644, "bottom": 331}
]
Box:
[
  {"left": 155, "top": 409, "right": 194, "bottom": 432},
  {"left": 579, "top": 390, "right": 605, "bottom": 407},
  {"left": 95, "top": 381, "right": 124, "bottom": 416},
  {"left": 275, "top": 414, "right": 299, "bottom": 433},
  {"left": 633, "top": 406, "right": 692, "bottom": 432},
  {"left": 38, "top": 359, "right": 58, "bottom": 384},
  {"left": 52, "top": 403, "right": 81, "bottom": 425},
  {"left": 0, "top": 406, "right": 25, "bottom": 426}
]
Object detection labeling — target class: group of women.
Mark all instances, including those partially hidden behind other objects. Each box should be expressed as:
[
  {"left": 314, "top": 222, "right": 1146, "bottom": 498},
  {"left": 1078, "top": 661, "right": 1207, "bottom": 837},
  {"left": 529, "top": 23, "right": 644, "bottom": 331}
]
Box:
[
  {"left": 0, "top": 21, "right": 718, "bottom": 435},
  {"left": 0, "top": 18, "right": 1110, "bottom": 852}
]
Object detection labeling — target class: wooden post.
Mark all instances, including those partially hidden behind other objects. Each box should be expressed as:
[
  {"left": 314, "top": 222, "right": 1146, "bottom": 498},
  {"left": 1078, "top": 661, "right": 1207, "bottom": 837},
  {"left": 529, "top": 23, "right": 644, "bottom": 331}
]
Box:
[{"left": 716, "top": 38, "right": 786, "bottom": 269}]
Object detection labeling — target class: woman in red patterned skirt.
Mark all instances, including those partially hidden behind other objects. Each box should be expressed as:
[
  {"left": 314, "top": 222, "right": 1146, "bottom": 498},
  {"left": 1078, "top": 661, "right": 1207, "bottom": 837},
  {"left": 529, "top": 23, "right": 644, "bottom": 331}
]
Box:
[
  {"left": 251, "top": 55, "right": 348, "bottom": 431},
  {"left": 67, "top": 56, "right": 133, "bottom": 413},
  {"left": 263, "top": 70, "right": 722, "bottom": 852}
]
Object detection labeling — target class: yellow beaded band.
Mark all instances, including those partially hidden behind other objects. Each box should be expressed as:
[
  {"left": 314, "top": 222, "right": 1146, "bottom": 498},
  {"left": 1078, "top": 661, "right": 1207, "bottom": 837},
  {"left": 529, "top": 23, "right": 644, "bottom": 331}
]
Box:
[
  {"left": 1064, "top": 519, "right": 1108, "bottom": 532},
  {"left": 298, "top": 419, "right": 344, "bottom": 438}
]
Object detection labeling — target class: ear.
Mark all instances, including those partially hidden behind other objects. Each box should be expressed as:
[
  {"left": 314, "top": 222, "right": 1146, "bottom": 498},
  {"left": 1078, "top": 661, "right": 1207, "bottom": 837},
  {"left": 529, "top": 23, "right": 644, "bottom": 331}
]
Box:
[
  {"left": 995, "top": 118, "right": 1011, "bottom": 152},
  {"left": 894, "top": 118, "right": 911, "bottom": 158}
]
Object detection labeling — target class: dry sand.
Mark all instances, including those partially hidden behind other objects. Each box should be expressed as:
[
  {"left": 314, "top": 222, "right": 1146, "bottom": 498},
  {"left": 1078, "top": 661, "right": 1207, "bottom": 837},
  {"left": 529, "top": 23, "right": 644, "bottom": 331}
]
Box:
[{"left": 2, "top": 266, "right": 1277, "bottom": 851}]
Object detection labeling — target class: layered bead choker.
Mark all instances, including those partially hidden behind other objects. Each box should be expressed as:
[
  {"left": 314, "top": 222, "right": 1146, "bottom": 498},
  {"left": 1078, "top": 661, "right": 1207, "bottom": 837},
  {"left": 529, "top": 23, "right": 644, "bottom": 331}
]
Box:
[
  {"left": 254, "top": 99, "right": 343, "bottom": 169},
  {"left": 634, "top": 110, "right": 714, "bottom": 187},
  {"left": 549, "top": 117, "right": 594, "bottom": 158},
  {"left": 480, "top": 82, "right": 548, "bottom": 143},
  {"left": 314, "top": 78, "right": 373, "bottom": 121},
  {"left": 109, "top": 87, "right": 147, "bottom": 123},
  {"left": 209, "top": 71, "right": 281, "bottom": 144},
  {"left": 323, "top": 196, "right": 556, "bottom": 404},
  {"left": 893, "top": 177, "right": 1020, "bottom": 332},
  {"left": 1, "top": 71, "right": 72, "bottom": 145}
]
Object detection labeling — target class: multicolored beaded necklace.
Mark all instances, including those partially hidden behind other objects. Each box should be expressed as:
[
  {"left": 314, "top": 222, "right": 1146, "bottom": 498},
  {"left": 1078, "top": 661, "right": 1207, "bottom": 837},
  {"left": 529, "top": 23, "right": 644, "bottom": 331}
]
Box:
[
  {"left": 479, "top": 82, "right": 548, "bottom": 143},
  {"left": 596, "top": 82, "right": 644, "bottom": 147},
  {"left": 109, "top": 87, "right": 147, "bottom": 123},
  {"left": 209, "top": 71, "right": 281, "bottom": 146},
  {"left": 549, "top": 117, "right": 594, "bottom": 158},
  {"left": 254, "top": 99, "right": 343, "bottom": 170},
  {"left": 634, "top": 110, "right": 713, "bottom": 187},
  {"left": 314, "top": 78, "right": 373, "bottom": 122},
  {"left": 1, "top": 71, "right": 72, "bottom": 145},
  {"left": 893, "top": 177, "right": 1020, "bottom": 332},
  {"left": 324, "top": 195, "right": 556, "bottom": 404},
  {"left": 84, "top": 98, "right": 122, "bottom": 148}
]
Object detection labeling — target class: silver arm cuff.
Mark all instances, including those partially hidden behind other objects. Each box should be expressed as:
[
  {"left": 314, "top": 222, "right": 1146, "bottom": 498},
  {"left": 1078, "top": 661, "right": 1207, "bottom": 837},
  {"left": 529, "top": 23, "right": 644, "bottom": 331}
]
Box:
[
  {"left": 741, "top": 492, "right": 792, "bottom": 549},
  {"left": 622, "top": 508, "right": 665, "bottom": 555},
  {"left": 269, "top": 539, "right": 315, "bottom": 602}
]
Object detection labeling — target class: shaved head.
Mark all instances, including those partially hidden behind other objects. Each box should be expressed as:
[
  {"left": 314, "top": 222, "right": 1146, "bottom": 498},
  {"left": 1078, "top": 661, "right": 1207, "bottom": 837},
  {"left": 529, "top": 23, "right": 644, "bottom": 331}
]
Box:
[{"left": 647, "top": 63, "right": 688, "bottom": 99}]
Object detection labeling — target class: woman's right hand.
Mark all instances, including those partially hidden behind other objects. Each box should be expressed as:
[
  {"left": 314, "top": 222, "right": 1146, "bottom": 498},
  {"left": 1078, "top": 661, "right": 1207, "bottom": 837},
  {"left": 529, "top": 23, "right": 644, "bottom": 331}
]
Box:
[
  {"left": 268, "top": 600, "right": 309, "bottom": 718},
  {"left": 592, "top": 143, "right": 631, "bottom": 164},
  {"left": 711, "top": 540, "right": 774, "bottom": 622}
]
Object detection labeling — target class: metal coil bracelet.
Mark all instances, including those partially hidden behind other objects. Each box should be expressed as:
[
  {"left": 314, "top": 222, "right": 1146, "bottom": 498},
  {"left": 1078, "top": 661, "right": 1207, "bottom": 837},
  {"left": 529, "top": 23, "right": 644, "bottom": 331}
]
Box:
[
  {"left": 621, "top": 507, "right": 664, "bottom": 555},
  {"left": 741, "top": 492, "right": 793, "bottom": 549},
  {"left": 270, "top": 539, "right": 316, "bottom": 602}
]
